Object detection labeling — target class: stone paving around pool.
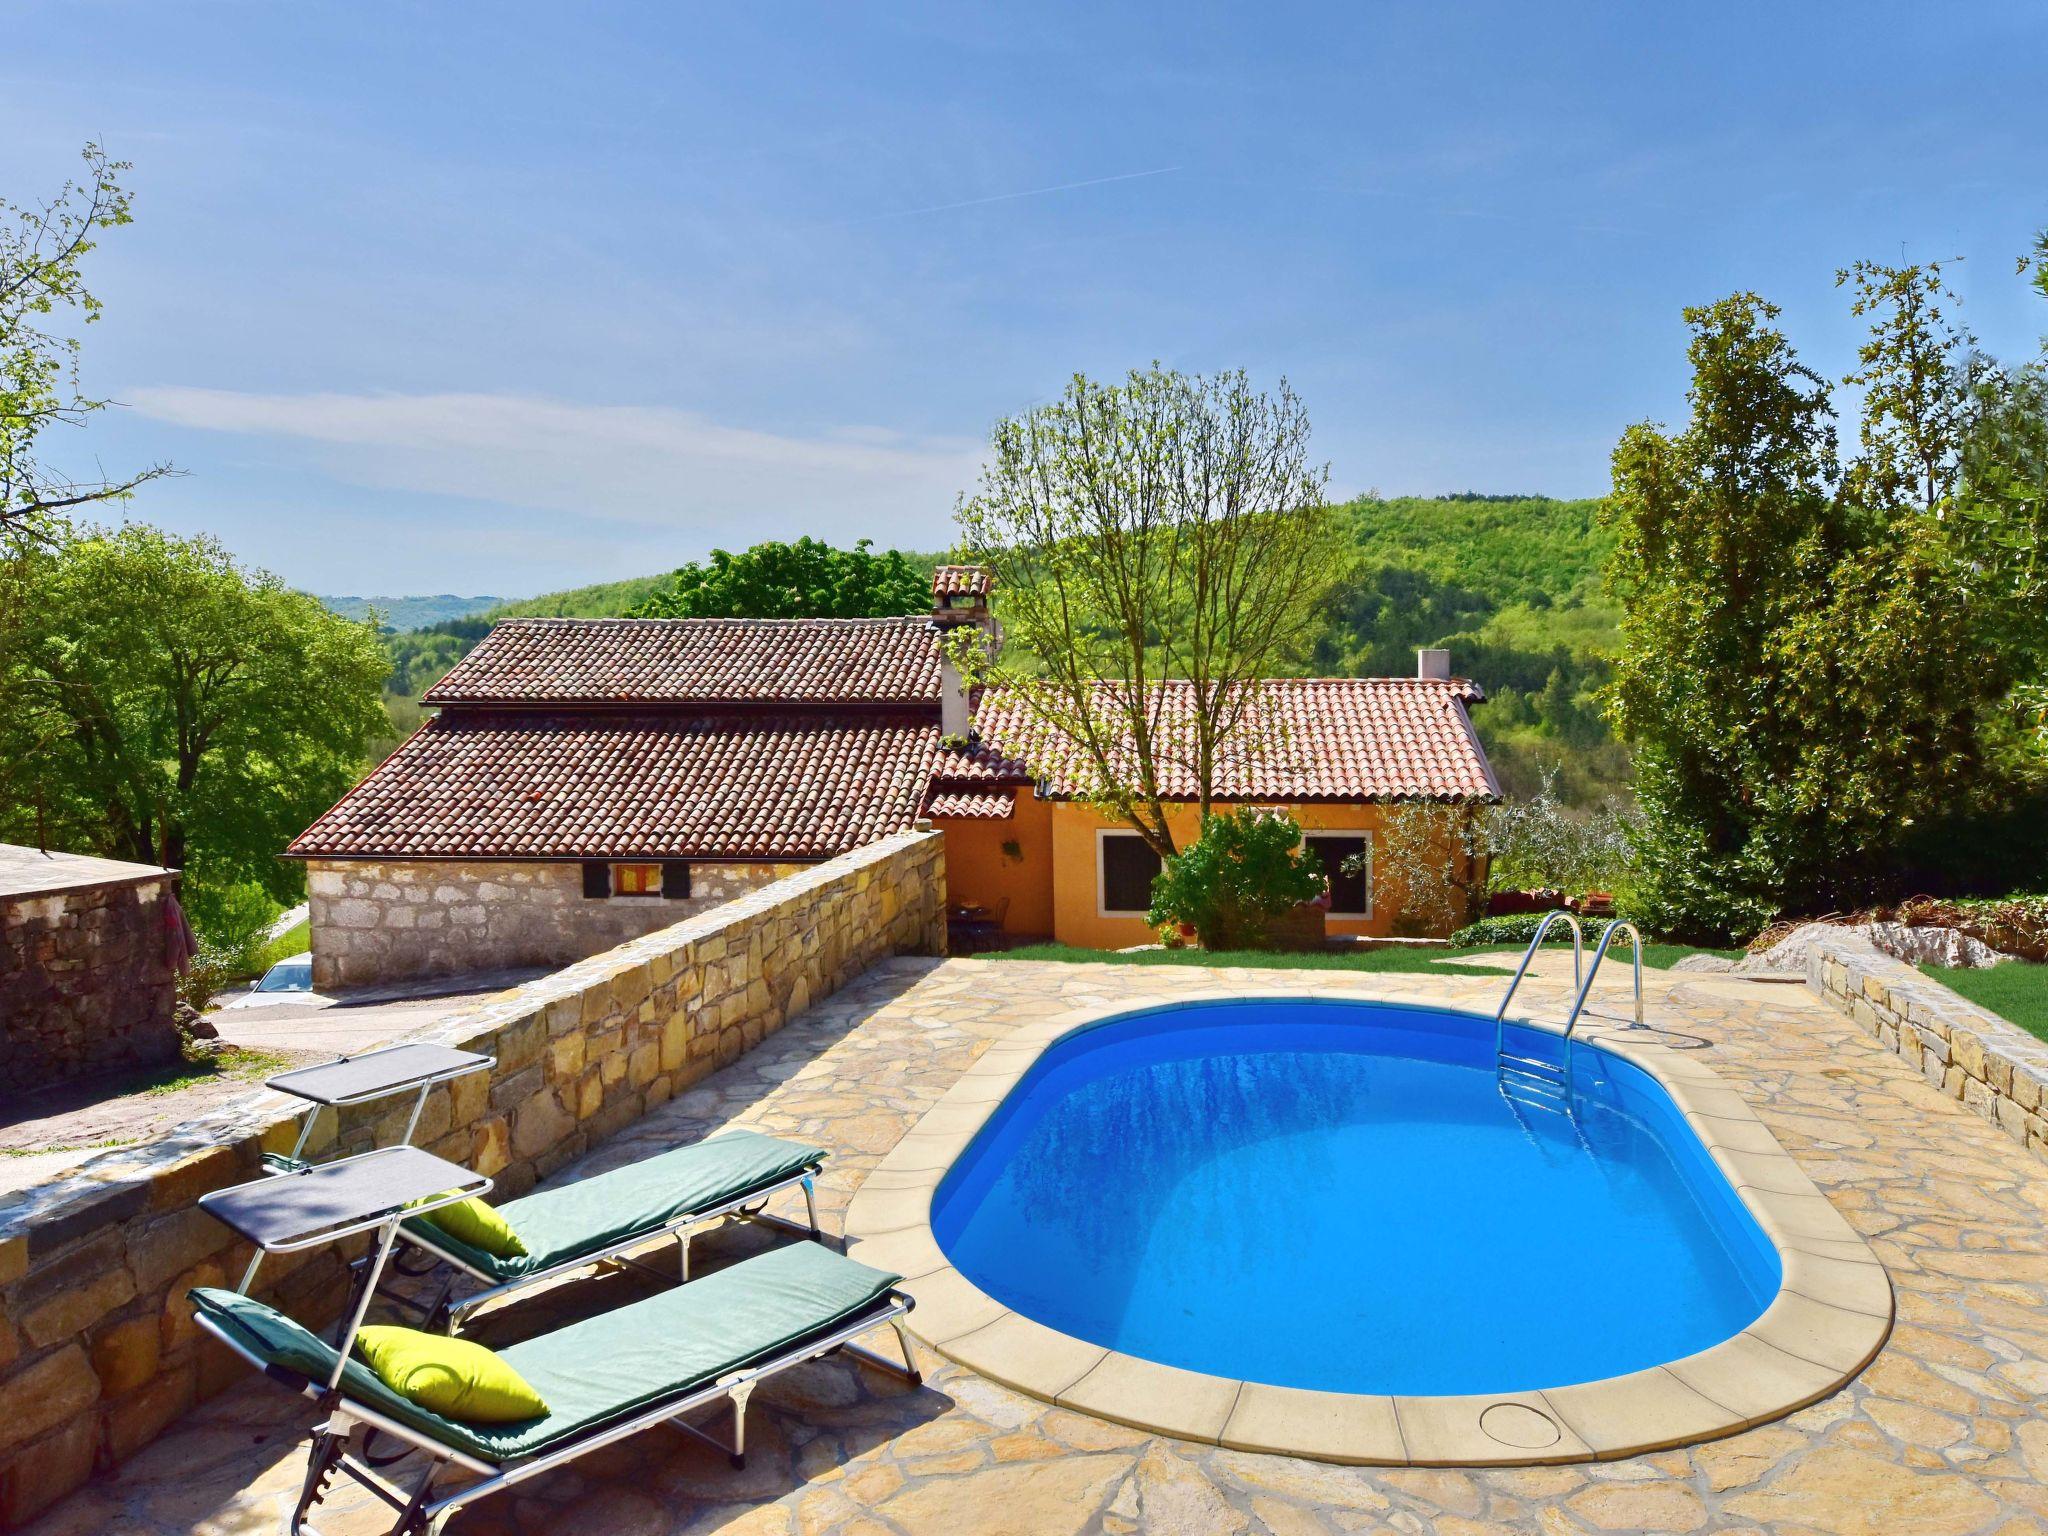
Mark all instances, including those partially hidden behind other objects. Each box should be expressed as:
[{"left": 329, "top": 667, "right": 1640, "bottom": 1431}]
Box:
[{"left": 28, "top": 953, "right": 2048, "bottom": 1536}]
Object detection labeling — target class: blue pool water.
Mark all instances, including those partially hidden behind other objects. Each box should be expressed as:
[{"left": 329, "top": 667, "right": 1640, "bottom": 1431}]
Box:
[{"left": 930, "top": 999, "right": 1779, "bottom": 1395}]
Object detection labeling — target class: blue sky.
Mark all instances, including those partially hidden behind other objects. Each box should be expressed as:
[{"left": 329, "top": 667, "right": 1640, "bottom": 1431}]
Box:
[{"left": 7, "top": 2, "right": 2046, "bottom": 597}]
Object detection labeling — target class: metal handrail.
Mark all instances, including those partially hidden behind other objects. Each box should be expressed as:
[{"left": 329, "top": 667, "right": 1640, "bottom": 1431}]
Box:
[
  {"left": 1557, "top": 920, "right": 1645, "bottom": 1086},
  {"left": 1564, "top": 919, "right": 1644, "bottom": 1034},
  {"left": 1493, "top": 911, "right": 1584, "bottom": 1057}
]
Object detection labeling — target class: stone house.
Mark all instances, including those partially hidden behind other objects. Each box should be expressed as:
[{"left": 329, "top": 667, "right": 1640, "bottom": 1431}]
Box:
[
  {"left": 292, "top": 569, "right": 1498, "bottom": 985},
  {"left": 1, "top": 845, "right": 183, "bottom": 1096}
]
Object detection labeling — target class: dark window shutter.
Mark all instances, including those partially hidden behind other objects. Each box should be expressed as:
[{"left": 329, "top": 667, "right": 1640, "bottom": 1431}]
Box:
[
  {"left": 1100, "top": 835, "right": 1163, "bottom": 913},
  {"left": 662, "top": 862, "right": 692, "bottom": 900},
  {"left": 581, "top": 862, "right": 610, "bottom": 899}
]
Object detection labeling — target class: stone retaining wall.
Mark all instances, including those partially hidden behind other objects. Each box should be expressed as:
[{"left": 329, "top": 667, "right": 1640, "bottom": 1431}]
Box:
[
  {"left": 0, "top": 831, "right": 944, "bottom": 1526},
  {"left": 1, "top": 874, "right": 181, "bottom": 1096},
  {"left": 1802, "top": 927, "right": 2048, "bottom": 1164},
  {"left": 306, "top": 857, "right": 809, "bottom": 989}
]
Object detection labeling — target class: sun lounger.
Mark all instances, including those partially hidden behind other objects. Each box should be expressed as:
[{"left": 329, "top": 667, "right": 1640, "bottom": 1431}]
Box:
[
  {"left": 391, "top": 1129, "right": 830, "bottom": 1328},
  {"left": 190, "top": 1240, "right": 917, "bottom": 1536}
]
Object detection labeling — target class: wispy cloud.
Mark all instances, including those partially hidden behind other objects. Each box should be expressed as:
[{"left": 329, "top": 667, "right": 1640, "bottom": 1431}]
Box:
[{"left": 127, "top": 387, "right": 985, "bottom": 550}]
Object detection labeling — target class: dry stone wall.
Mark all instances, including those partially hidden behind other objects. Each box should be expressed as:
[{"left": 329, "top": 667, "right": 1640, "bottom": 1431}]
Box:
[
  {"left": 306, "top": 857, "right": 806, "bottom": 989},
  {"left": 1, "top": 875, "right": 181, "bottom": 1096},
  {"left": 1803, "top": 927, "right": 2048, "bottom": 1164},
  {"left": 0, "top": 831, "right": 944, "bottom": 1526}
]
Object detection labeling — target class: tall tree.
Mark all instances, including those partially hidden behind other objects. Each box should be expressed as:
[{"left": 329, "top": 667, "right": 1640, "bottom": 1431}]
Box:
[
  {"left": 628, "top": 537, "right": 929, "bottom": 619},
  {"left": 1606, "top": 292, "right": 2006, "bottom": 940},
  {"left": 1836, "top": 257, "right": 1982, "bottom": 517},
  {"left": 2, "top": 145, "right": 170, "bottom": 540},
  {"left": 1954, "top": 232, "right": 2048, "bottom": 751},
  {"left": 0, "top": 523, "right": 389, "bottom": 898},
  {"left": 953, "top": 366, "right": 1343, "bottom": 856}
]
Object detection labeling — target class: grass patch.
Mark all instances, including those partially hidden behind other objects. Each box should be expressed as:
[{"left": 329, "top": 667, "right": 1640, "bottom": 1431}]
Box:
[
  {"left": 252, "top": 919, "right": 309, "bottom": 974},
  {"left": 0, "top": 1137, "right": 137, "bottom": 1159},
  {"left": 989, "top": 942, "right": 1735, "bottom": 976},
  {"left": 136, "top": 1046, "right": 294, "bottom": 1097},
  {"left": 1919, "top": 962, "right": 2048, "bottom": 1041}
]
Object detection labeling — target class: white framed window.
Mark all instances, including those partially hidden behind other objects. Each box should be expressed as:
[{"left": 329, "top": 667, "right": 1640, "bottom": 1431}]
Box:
[
  {"left": 1096, "top": 829, "right": 1163, "bottom": 917},
  {"left": 1304, "top": 831, "right": 1372, "bottom": 918}
]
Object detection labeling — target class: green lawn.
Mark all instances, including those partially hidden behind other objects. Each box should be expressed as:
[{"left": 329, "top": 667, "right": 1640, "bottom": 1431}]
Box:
[
  {"left": 1920, "top": 962, "right": 2048, "bottom": 1041},
  {"left": 991, "top": 942, "right": 1735, "bottom": 976}
]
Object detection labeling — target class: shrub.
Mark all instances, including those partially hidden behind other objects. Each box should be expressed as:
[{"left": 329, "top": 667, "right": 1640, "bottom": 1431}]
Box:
[
  {"left": 1451, "top": 910, "right": 1644, "bottom": 948},
  {"left": 1148, "top": 808, "right": 1329, "bottom": 950},
  {"left": 178, "top": 878, "right": 282, "bottom": 1008}
]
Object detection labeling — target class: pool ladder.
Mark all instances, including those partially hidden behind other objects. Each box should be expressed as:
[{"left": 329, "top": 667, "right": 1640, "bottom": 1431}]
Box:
[{"left": 1493, "top": 915, "right": 1645, "bottom": 1113}]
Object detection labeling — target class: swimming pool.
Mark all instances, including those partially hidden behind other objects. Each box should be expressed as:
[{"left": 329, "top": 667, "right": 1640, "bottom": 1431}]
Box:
[{"left": 928, "top": 997, "right": 1781, "bottom": 1397}]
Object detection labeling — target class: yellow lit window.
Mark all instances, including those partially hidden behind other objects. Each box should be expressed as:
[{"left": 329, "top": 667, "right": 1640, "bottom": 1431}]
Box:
[{"left": 612, "top": 862, "right": 662, "bottom": 896}]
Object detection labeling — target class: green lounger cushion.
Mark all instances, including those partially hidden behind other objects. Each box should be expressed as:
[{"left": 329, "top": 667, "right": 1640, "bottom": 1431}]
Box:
[
  {"left": 190, "top": 1239, "right": 900, "bottom": 1463},
  {"left": 401, "top": 1130, "right": 824, "bottom": 1281}
]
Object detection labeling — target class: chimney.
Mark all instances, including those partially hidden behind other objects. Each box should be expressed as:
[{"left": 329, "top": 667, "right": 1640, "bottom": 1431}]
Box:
[
  {"left": 939, "top": 650, "right": 972, "bottom": 739},
  {"left": 932, "top": 566, "right": 996, "bottom": 740},
  {"left": 930, "top": 564, "right": 993, "bottom": 628},
  {"left": 1417, "top": 648, "right": 1452, "bottom": 681}
]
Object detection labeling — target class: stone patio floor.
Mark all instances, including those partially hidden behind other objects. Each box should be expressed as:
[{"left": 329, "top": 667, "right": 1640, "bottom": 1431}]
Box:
[{"left": 28, "top": 953, "right": 2048, "bottom": 1536}]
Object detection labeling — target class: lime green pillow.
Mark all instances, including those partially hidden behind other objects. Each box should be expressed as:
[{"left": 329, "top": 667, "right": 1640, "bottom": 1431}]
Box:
[
  {"left": 408, "top": 1194, "right": 528, "bottom": 1258},
  {"left": 354, "top": 1326, "right": 548, "bottom": 1423}
]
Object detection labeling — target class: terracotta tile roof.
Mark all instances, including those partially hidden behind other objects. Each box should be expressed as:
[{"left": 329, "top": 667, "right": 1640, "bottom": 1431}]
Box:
[
  {"left": 923, "top": 789, "right": 1015, "bottom": 820},
  {"left": 288, "top": 712, "right": 940, "bottom": 861},
  {"left": 931, "top": 565, "right": 992, "bottom": 599},
  {"left": 947, "top": 679, "right": 1497, "bottom": 803},
  {"left": 421, "top": 618, "right": 943, "bottom": 707}
]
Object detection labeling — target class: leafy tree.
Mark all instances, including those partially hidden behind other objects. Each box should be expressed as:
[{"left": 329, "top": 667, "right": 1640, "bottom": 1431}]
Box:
[
  {"left": 2, "top": 145, "right": 171, "bottom": 540},
  {"left": 1953, "top": 232, "right": 2048, "bottom": 750},
  {"left": 954, "top": 366, "right": 1345, "bottom": 856},
  {"left": 1147, "top": 807, "right": 1328, "bottom": 949},
  {"left": 1605, "top": 291, "right": 2008, "bottom": 940},
  {"left": 1835, "top": 258, "right": 1980, "bottom": 516},
  {"left": 0, "top": 523, "right": 389, "bottom": 902},
  {"left": 1486, "top": 766, "right": 1643, "bottom": 897},
  {"left": 1363, "top": 802, "right": 1493, "bottom": 937},
  {"left": 628, "top": 536, "right": 929, "bottom": 619}
]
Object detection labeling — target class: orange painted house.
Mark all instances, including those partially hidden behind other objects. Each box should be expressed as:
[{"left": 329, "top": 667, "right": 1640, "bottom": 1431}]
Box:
[{"left": 921, "top": 567, "right": 1501, "bottom": 949}]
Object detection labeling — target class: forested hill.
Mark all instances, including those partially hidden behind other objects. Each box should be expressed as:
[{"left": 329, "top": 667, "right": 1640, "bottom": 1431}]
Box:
[
  {"left": 368, "top": 495, "right": 1628, "bottom": 801},
  {"left": 1315, "top": 495, "right": 1625, "bottom": 803}
]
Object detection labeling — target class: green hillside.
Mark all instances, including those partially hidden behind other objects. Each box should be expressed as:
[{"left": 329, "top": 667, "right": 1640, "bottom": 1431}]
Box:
[
  {"left": 485, "top": 575, "right": 672, "bottom": 618},
  {"left": 1318, "top": 495, "right": 1624, "bottom": 803},
  {"left": 367, "top": 499, "right": 1628, "bottom": 801}
]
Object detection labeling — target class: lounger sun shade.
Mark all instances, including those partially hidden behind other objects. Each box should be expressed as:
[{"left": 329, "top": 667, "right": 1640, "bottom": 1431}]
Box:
[
  {"left": 190, "top": 1241, "right": 918, "bottom": 1536},
  {"left": 202, "top": 1146, "right": 491, "bottom": 1254},
  {"left": 268, "top": 1044, "right": 493, "bottom": 1108},
  {"left": 265, "top": 1043, "right": 495, "bottom": 1167},
  {"left": 396, "top": 1129, "right": 830, "bottom": 1329}
]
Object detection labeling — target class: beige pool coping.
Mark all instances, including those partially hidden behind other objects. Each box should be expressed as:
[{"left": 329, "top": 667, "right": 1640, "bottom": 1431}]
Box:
[{"left": 842, "top": 986, "right": 1893, "bottom": 1468}]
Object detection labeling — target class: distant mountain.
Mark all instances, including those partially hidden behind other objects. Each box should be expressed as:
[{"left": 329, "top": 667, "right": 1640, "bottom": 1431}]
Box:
[{"left": 318, "top": 593, "right": 508, "bottom": 629}]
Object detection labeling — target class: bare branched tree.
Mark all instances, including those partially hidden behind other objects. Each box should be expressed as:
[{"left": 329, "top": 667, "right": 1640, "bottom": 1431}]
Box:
[
  {"left": 2, "top": 143, "right": 172, "bottom": 541},
  {"left": 953, "top": 366, "right": 1344, "bottom": 857}
]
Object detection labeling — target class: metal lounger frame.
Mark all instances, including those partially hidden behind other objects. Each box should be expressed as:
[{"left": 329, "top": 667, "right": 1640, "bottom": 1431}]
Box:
[
  {"left": 195, "top": 1289, "right": 919, "bottom": 1536},
  {"left": 399, "top": 1167, "right": 825, "bottom": 1331}
]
